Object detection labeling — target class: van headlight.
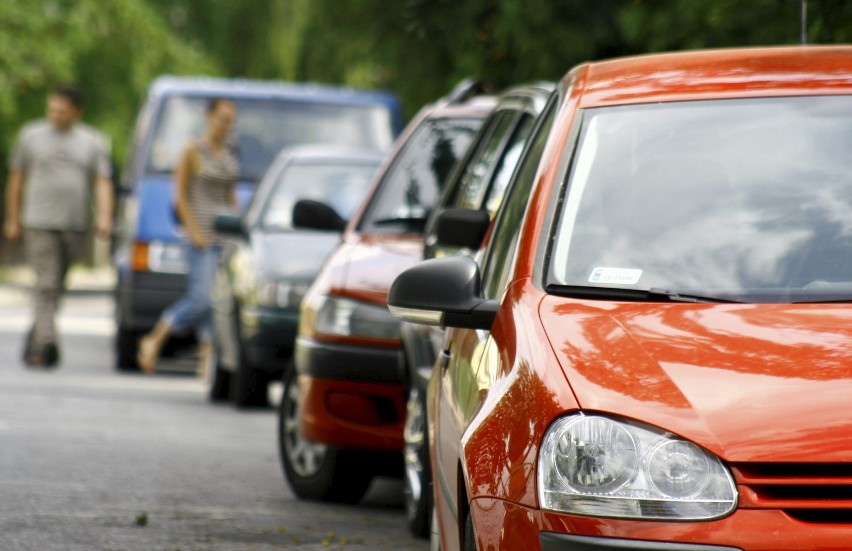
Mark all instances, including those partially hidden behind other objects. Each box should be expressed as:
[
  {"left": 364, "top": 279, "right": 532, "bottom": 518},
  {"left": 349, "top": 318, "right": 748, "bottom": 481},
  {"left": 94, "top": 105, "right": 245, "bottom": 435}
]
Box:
[
  {"left": 315, "top": 296, "right": 401, "bottom": 341},
  {"left": 133, "top": 241, "right": 187, "bottom": 274},
  {"left": 538, "top": 414, "right": 737, "bottom": 520}
]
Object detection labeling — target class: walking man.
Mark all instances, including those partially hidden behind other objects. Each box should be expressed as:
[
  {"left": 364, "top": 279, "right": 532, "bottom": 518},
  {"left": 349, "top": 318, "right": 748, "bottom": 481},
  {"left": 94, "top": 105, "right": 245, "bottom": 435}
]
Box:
[{"left": 4, "top": 85, "right": 114, "bottom": 367}]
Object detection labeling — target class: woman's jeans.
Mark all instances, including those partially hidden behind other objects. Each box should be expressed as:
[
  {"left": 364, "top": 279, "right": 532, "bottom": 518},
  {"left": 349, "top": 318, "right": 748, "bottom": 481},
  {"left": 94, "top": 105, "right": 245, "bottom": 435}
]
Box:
[{"left": 161, "top": 244, "right": 220, "bottom": 343}]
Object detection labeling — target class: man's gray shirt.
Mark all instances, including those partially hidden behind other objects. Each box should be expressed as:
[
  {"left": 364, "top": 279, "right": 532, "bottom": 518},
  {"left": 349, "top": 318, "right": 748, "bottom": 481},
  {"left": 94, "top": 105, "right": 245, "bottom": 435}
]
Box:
[{"left": 10, "top": 119, "right": 111, "bottom": 232}]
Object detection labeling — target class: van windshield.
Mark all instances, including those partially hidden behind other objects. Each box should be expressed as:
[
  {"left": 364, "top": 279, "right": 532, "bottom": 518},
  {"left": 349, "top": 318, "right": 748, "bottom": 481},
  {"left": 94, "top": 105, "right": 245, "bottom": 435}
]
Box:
[{"left": 145, "top": 96, "right": 394, "bottom": 181}]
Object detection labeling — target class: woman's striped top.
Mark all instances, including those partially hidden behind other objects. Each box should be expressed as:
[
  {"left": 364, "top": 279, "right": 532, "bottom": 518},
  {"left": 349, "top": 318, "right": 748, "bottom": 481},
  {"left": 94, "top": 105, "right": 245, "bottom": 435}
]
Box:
[{"left": 186, "top": 139, "right": 238, "bottom": 246}]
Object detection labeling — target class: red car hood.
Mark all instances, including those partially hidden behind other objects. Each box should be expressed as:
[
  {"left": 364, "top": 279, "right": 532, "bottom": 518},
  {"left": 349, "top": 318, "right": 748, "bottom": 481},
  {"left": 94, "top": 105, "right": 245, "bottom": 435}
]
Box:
[
  {"left": 540, "top": 298, "right": 852, "bottom": 463},
  {"left": 332, "top": 233, "right": 424, "bottom": 305}
]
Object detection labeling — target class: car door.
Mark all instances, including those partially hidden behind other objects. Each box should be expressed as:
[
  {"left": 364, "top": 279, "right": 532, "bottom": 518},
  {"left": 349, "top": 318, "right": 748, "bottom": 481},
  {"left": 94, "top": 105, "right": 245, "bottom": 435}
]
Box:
[{"left": 432, "top": 94, "right": 558, "bottom": 548}]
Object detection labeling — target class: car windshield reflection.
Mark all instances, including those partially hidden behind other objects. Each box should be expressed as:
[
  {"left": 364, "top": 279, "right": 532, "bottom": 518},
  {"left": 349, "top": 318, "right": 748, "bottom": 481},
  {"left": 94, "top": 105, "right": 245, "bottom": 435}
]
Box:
[
  {"left": 259, "top": 161, "right": 380, "bottom": 231},
  {"left": 550, "top": 95, "right": 852, "bottom": 303}
]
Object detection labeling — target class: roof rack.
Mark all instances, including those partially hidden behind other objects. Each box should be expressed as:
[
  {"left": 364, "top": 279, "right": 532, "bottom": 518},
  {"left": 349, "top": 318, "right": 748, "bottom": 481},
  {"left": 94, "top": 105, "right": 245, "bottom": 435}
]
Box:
[{"left": 442, "top": 78, "right": 485, "bottom": 105}]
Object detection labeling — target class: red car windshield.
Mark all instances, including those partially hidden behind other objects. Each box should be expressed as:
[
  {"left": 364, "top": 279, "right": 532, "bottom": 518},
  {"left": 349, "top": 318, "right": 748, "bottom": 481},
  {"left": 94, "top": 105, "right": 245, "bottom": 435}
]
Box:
[
  {"left": 358, "top": 117, "right": 481, "bottom": 233},
  {"left": 549, "top": 95, "right": 852, "bottom": 303}
]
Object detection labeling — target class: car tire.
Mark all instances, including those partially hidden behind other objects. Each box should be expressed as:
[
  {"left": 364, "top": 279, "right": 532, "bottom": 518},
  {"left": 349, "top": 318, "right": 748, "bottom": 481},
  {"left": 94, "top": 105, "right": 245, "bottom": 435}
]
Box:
[
  {"left": 404, "top": 387, "right": 431, "bottom": 537},
  {"left": 231, "top": 350, "right": 269, "bottom": 408},
  {"left": 115, "top": 325, "right": 140, "bottom": 371},
  {"left": 208, "top": 340, "right": 231, "bottom": 402},
  {"left": 278, "top": 368, "right": 374, "bottom": 503},
  {"left": 229, "top": 309, "right": 269, "bottom": 408}
]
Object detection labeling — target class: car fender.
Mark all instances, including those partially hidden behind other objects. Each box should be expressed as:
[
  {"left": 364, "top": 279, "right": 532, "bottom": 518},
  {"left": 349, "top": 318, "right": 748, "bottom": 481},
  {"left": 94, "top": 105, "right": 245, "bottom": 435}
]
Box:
[{"left": 458, "top": 280, "right": 579, "bottom": 508}]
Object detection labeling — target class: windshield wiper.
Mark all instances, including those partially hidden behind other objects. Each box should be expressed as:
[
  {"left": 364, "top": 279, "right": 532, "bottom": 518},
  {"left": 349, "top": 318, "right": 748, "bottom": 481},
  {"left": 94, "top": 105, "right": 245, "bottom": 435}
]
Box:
[
  {"left": 793, "top": 281, "right": 852, "bottom": 303},
  {"left": 792, "top": 295, "right": 852, "bottom": 304},
  {"left": 646, "top": 288, "right": 742, "bottom": 303},
  {"left": 546, "top": 284, "right": 742, "bottom": 303}
]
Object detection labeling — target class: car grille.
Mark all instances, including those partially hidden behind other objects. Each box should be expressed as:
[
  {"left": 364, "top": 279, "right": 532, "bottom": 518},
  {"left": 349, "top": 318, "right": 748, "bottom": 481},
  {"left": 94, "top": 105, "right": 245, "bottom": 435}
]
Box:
[{"left": 732, "top": 463, "right": 852, "bottom": 523}]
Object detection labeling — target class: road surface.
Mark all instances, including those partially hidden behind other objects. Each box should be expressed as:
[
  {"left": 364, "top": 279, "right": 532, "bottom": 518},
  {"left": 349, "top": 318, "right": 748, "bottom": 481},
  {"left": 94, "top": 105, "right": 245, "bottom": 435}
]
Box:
[{"left": 0, "top": 281, "right": 429, "bottom": 551}]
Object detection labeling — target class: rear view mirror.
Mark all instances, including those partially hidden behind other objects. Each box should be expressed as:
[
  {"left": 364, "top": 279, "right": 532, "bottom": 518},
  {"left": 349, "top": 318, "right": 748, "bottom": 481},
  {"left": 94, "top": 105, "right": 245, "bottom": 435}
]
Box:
[
  {"left": 388, "top": 255, "right": 498, "bottom": 330},
  {"left": 214, "top": 213, "right": 247, "bottom": 238},
  {"left": 435, "top": 208, "right": 491, "bottom": 250},
  {"left": 292, "top": 199, "right": 347, "bottom": 232}
]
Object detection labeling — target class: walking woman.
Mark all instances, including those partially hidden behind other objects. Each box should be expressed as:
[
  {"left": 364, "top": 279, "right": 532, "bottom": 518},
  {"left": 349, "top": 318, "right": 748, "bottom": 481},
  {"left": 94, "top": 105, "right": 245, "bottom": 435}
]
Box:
[{"left": 137, "top": 98, "right": 239, "bottom": 376}]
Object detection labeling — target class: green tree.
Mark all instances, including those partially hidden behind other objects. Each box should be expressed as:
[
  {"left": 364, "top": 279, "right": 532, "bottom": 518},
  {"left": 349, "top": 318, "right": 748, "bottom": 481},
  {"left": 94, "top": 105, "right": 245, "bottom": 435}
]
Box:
[
  {"left": 5, "top": 0, "right": 852, "bottom": 167},
  {"left": 0, "top": 0, "right": 215, "bottom": 174},
  {"left": 252, "top": 0, "right": 852, "bottom": 116}
]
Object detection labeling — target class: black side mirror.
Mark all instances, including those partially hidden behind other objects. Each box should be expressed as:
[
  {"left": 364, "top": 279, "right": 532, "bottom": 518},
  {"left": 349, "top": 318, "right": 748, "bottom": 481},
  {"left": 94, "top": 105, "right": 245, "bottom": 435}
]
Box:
[
  {"left": 435, "top": 208, "right": 491, "bottom": 250},
  {"left": 292, "top": 199, "right": 347, "bottom": 232},
  {"left": 214, "top": 213, "right": 247, "bottom": 238},
  {"left": 388, "top": 255, "right": 498, "bottom": 330}
]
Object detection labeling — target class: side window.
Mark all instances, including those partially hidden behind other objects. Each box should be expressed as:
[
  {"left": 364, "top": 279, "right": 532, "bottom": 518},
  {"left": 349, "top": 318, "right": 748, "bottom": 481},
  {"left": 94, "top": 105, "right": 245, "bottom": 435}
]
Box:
[
  {"left": 480, "top": 99, "right": 557, "bottom": 300},
  {"left": 483, "top": 113, "right": 536, "bottom": 216},
  {"left": 453, "top": 112, "right": 516, "bottom": 210}
]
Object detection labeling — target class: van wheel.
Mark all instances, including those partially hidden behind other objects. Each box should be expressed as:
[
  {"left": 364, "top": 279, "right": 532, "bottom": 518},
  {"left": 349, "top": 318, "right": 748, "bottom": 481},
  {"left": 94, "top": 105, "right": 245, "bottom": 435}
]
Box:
[
  {"left": 278, "top": 368, "right": 373, "bottom": 503},
  {"left": 115, "top": 326, "right": 140, "bottom": 371},
  {"left": 404, "top": 387, "right": 431, "bottom": 537}
]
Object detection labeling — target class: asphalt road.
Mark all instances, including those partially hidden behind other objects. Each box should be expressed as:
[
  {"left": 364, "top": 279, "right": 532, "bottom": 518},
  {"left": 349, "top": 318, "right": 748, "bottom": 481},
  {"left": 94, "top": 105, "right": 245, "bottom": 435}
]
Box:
[{"left": 0, "top": 283, "right": 429, "bottom": 551}]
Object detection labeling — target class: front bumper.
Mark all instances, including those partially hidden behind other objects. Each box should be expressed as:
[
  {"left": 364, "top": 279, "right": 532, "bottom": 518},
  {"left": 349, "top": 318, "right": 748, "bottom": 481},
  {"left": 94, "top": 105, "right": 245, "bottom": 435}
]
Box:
[
  {"left": 295, "top": 336, "right": 406, "bottom": 450},
  {"left": 116, "top": 270, "right": 186, "bottom": 330},
  {"left": 466, "top": 497, "right": 852, "bottom": 551},
  {"left": 540, "top": 533, "right": 740, "bottom": 551},
  {"left": 294, "top": 336, "right": 405, "bottom": 383},
  {"left": 239, "top": 305, "right": 299, "bottom": 373}
]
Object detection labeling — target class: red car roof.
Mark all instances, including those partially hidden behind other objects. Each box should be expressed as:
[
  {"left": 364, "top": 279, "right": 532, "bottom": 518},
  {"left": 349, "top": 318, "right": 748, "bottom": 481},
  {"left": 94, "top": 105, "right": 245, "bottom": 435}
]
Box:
[{"left": 573, "top": 45, "right": 852, "bottom": 107}]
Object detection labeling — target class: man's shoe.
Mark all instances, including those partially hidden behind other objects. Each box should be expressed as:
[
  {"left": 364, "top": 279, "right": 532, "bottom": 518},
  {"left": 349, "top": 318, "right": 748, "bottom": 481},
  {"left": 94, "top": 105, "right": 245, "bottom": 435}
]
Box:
[
  {"left": 43, "top": 343, "right": 59, "bottom": 367},
  {"left": 22, "top": 329, "right": 37, "bottom": 364},
  {"left": 23, "top": 342, "right": 60, "bottom": 368},
  {"left": 23, "top": 351, "right": 44, "bottom": 367}
]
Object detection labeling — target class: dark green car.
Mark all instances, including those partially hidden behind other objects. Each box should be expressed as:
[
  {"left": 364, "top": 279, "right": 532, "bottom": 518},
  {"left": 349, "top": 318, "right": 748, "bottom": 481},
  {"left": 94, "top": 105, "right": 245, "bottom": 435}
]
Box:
[{"left": 210, "top": 146, "right": 384, "bottom": 407}]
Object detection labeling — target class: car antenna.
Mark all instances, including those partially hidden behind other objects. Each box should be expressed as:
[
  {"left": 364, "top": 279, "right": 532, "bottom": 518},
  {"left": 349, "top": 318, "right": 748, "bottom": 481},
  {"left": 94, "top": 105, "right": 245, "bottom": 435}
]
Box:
[{"left": 800, "top": 0, "right": 808, "bottom": 45}]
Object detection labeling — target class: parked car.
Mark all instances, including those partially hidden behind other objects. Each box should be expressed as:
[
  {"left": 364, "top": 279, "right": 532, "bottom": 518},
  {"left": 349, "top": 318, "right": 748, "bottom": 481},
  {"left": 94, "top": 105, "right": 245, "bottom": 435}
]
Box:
[
  {"left": 399, "top": 82, "right": 554, "bottom": 537},
  {"left": 210, "top": 146, "right": 384, "bottom": 407},
  {"left": 113, "top": 75, "right": 402, "bottom": 370},
  {"left": 277, "top": 80, "right": 496, "bottom": 504},
  {"left": 389, "top": 46, "right": 852, "bottom": 550}
]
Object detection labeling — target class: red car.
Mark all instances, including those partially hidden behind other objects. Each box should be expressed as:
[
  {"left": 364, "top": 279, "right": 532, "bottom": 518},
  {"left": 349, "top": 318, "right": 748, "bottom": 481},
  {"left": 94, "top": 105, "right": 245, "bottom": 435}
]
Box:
[
  {"left": 389, "top": 46, "right": 852, "bottom": 550},
  {"left": 278, "top": 81, "right": 496, "bottom": 503}
]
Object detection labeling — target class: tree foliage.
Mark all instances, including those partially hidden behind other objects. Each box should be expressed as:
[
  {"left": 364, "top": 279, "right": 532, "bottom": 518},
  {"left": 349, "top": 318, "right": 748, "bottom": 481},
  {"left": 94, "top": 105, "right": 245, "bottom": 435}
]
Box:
[
  {"left": 2, "top": 0, "right": 852, "bottom": 174},
  {"left": 0, "top": 0, "right": 213, "bottom": 171}
]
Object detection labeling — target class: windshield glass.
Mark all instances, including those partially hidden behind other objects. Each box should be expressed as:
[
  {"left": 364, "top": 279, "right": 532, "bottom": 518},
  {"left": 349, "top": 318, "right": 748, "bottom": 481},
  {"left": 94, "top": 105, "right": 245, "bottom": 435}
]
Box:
[
  {"left": 145, "top": 96, "right": 394, "bottom": 181},
  {"left": 550, "top": 95, "right": 852, "bottom": 303},
  {"left": 360, "top": 117, "right": 481, "bottom": 233},
  {"left": 259, "top": 160, "right": 381, "bottom": 230}
]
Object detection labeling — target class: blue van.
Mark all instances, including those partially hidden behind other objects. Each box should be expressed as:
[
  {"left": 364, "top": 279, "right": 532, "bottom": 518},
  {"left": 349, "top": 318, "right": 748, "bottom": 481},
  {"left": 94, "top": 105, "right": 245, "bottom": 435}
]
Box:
[{"left": 114, "top": 76, "right": 403, "bottom": 369}]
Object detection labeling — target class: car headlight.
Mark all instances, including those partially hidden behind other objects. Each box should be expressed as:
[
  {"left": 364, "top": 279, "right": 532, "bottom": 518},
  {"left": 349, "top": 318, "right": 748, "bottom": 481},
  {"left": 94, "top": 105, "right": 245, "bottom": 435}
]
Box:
[
  {"left": 315, "top": 295, "right": 401, "bottom": 341},
  {"left": 257, "top": 280, "right": 310, "bottom": 309},
  {"left": 538, "top": 414, "right": 737, "bottom": 520}
]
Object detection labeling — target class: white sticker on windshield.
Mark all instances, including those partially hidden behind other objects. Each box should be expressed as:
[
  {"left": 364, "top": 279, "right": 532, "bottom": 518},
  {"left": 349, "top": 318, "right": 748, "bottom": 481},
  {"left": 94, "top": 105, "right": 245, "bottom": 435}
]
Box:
[{"left": 589, "top": 267, "right": 643, "bottom": 285}]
